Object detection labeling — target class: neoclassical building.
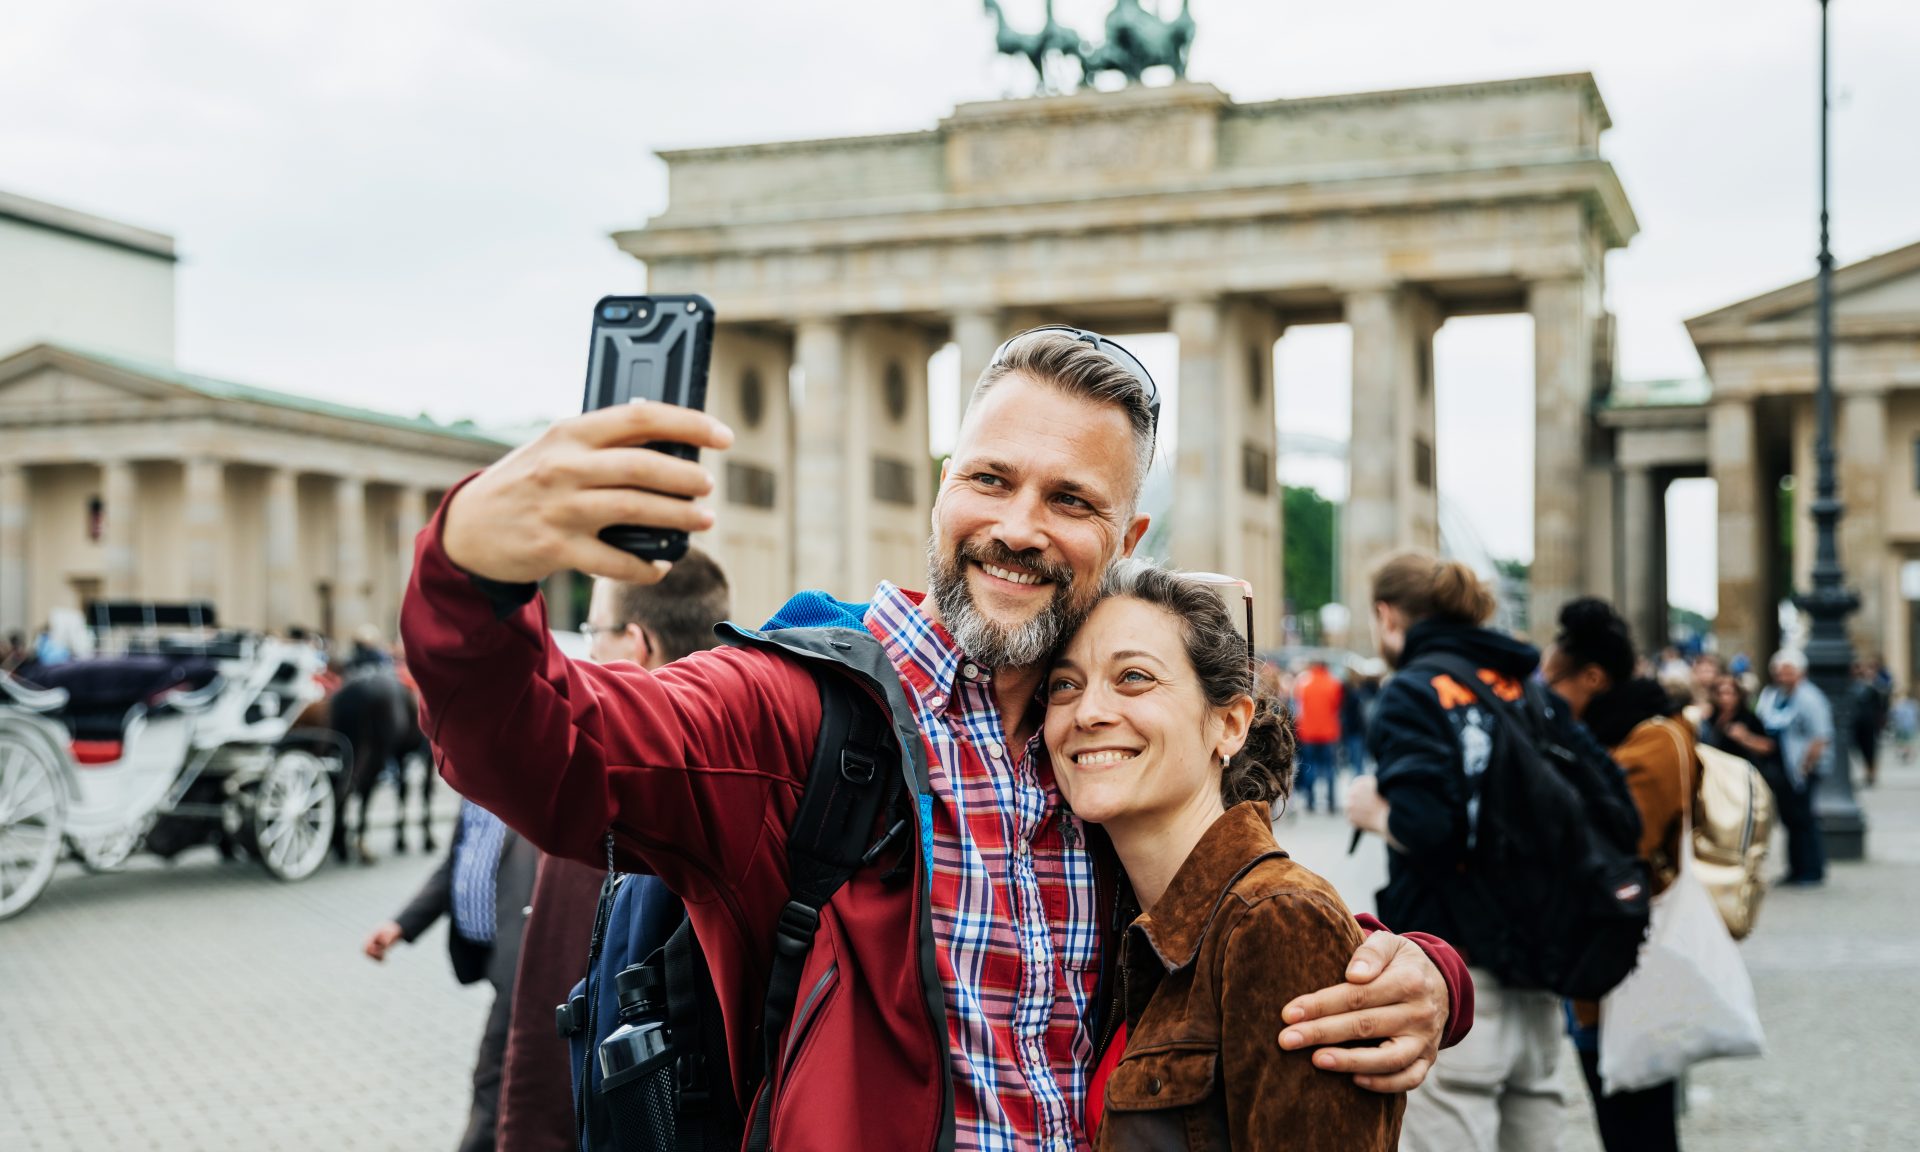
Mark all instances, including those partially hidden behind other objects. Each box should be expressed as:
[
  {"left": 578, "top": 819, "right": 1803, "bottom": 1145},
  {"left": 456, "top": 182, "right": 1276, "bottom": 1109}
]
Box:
[
  {"left": 1604, "top": 238, "right": 1920, "bottom": 680},
  {"left": 0, "top": 343, "right": 508, "bottom": 643}
]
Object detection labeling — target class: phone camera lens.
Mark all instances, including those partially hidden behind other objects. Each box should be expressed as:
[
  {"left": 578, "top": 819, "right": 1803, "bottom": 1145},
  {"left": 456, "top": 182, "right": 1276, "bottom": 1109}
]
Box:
[{"left": 600, "top": 303, "right": 633, "bottom": 322}]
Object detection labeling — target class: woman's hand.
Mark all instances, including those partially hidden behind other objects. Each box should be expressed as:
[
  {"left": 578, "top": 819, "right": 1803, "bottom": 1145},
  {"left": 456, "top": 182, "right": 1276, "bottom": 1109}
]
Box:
[{"left": 1277, "top": 932, "right": 1448, "bottom": 1092}]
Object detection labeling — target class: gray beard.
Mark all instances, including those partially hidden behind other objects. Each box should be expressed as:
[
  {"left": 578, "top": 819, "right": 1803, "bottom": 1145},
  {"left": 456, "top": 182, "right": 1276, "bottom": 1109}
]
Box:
[{"left": 926, "top": 538, "right": 1084, "bottom": 670}]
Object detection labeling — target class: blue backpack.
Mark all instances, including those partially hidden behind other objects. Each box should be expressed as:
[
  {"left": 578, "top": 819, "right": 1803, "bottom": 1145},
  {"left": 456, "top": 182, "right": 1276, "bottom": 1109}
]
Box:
[{"left": 557, "top": 667, "right": 903, "bottom": 1152}]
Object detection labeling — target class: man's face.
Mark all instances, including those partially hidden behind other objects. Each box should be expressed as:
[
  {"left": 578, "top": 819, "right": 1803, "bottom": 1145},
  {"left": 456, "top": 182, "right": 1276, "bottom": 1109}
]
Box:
[
  {"left": 927, "top": 375, "right": 1149, "bottom": 670},
  {"left": 585, "top": 580, "right": 646, "bottom": 667},
  {"left": 1774, "top": 661, "right": 1802, "bottom": 691}
]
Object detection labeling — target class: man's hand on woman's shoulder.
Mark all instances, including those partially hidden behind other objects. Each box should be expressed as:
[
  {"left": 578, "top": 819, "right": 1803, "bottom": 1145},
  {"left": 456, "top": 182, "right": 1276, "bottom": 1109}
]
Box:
[{"left": 1277, "top": 930, "right": 1455, "bottom": 1094}]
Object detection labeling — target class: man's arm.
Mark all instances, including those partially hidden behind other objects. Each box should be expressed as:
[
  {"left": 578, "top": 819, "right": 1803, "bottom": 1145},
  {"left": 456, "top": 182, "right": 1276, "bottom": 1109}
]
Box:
[
  {"left": 402, "top": 477, "right": 821, "bottom": 895},
  {"left": 1281, "top": 922, "right": 1472, "bottom": 1093}
]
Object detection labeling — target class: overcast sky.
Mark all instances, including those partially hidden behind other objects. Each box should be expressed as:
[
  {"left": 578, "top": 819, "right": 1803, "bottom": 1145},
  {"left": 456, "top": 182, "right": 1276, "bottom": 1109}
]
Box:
[{"left": 7, "top": 0, "right": 1919, "bottom": 614}]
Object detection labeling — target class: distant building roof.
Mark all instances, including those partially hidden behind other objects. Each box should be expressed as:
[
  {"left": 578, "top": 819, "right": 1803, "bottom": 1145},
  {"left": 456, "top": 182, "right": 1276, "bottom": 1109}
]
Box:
[
  {"left": 1606, "top": 376, "right": 1711, "bottom": 410},
  {"left": 0, "top": 189, "right": 176, "bottom": 262},
  {"left": 48, "top": 343, "right": 513, "bottom": 448}
]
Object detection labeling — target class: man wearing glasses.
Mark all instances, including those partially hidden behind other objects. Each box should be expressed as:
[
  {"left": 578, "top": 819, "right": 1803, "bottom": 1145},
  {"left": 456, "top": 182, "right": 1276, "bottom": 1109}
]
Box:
[{"left": 402, "top": 327, "right": 1472, "bottom": 1152}]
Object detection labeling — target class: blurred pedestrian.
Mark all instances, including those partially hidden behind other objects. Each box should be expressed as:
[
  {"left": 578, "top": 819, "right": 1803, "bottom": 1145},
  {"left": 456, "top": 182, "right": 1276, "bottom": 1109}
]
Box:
[
  {"left": 1340, "top": 666, "right": 1376, "bottom": 776},
  {"left": 496, "top": 551, "right": 732, "bottom": 1152},
  {"left": 1543, "top": 598, "right": 1694, "bottom": 1152},
  {"left": 1345, "top": 551, "right": 1633, "bottom": 1152},
  {"left": 1891, "top": 689, "right": 1918, "bottom": 766},
  {"left": 1755, "top": 650, "right": 1830, "bottom": 886},
  {"left": 364, "top": 798, "right": 537, "bottom": 1152},
  {"left": 1292, "top": 657, "right": 1343, "bottom": 812},
  {"left": 1700, "top": 674, "right": 1777, "bottom": 776},
  {"left": 1849, "top": 659, "right": 1889, "bottom": 788}
]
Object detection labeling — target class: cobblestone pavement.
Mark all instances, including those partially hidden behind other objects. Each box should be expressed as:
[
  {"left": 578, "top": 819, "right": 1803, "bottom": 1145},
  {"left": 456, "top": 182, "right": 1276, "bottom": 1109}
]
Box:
[
  {"left": 0, "top": 780, "right": 481, "bottom": 1151},
  {"left": 1285, "top": 745, "right": 1920, "bottom": 1152},
  {"left": 4, "top": 750, "right": 1915, "bottom": 1151}
]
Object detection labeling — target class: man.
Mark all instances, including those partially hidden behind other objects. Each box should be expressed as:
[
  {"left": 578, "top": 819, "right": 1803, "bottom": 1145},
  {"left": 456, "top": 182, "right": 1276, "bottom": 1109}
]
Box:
[
  {"left": 403, "top": 329, "right": 1470, "bottom": 1152},
  {"left": 495, "top": 553, "right": 733, "bottom": 1152},
  {"left": 1292, "top": 657, "right": 1344, "bottom": 812},
  {"left": 365, "top": 798, "right": 538, "bottom": 1152},
  {"left": 1756, "top": 649, "right": 1831, "bottom": 885}
]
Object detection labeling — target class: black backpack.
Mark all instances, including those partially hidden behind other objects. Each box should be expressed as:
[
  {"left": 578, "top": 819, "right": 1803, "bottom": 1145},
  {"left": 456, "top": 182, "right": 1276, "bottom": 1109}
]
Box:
[
  {"left": 557, "top": 669, "right": 910, "bottom": 1152},
  {"left": 1415, "top": 654, "right": 1651, "bottom": 1001}
]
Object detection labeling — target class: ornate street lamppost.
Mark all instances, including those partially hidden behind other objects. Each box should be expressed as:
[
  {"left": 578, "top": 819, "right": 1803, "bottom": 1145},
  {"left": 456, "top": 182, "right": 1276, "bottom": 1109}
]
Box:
[{"left": 1797, "top": 0, "right": 1867, "bottom": 859}]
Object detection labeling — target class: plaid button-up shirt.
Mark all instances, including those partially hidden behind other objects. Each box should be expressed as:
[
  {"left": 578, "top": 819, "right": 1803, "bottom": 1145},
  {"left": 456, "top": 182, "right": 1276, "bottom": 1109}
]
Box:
[{"left": 866, "top": 582, "right": 1100, "bottom": 1152}]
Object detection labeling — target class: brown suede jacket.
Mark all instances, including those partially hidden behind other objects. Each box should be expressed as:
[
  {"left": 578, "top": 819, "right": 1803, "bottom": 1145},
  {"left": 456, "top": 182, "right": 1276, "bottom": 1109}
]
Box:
[{"left": 1096, "top": 802, "right": 1405, "bottom": 1152}]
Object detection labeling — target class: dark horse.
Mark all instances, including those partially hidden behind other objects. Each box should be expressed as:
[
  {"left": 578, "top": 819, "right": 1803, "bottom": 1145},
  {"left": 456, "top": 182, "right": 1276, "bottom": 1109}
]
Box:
[{"left": 298, "top": 670, "right": 437, "bottom": 863}]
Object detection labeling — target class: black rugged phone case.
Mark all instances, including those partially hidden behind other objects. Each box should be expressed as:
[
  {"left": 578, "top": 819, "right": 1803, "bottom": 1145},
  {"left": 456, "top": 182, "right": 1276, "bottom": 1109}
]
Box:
[{"left": 580, "top": 294, "right": 715, "bottom": 562}]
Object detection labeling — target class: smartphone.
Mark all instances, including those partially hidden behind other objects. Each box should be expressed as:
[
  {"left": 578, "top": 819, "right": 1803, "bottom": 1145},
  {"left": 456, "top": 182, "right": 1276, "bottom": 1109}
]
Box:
[{"left": 580, "top": 294, "right": 716, "bottom": 562}]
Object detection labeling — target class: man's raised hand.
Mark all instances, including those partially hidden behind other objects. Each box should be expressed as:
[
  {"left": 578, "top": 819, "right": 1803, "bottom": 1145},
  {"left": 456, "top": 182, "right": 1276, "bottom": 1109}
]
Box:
[{"left": 441, "top": 401, "right": 734, "bottom": 586}]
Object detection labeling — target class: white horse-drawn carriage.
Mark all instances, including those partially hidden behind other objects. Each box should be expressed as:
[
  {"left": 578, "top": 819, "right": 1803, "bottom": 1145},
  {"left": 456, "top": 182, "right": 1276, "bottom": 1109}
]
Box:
[{"left": 0, "top": 602, "right": 347, "bottom": 920}]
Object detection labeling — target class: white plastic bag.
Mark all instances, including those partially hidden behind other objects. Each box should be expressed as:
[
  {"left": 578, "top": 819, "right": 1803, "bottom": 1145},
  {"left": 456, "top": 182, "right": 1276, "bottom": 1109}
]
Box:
[{"left": 1598, "top": 726, "right": 1766, "bottom": 1094}]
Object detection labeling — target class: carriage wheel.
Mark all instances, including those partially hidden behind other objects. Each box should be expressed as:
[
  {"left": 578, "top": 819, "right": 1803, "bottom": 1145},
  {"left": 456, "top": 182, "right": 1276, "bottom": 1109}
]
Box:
[
  {"left": 250, "top": 748, "right": 336, "bottom": 882},
  {"left": 0, "top": 731, "right": 67, "bottom": 920}
]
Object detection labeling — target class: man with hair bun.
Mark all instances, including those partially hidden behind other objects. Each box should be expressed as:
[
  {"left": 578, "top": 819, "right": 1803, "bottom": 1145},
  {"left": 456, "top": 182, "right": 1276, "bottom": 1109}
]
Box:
[{"left": 1346, "top": 550, "right": 1634, "bottom": 1152}]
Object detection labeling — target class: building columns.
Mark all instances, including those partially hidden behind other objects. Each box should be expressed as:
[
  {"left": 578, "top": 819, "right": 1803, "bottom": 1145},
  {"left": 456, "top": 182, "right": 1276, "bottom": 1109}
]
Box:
[
  {"left": 1169, "top": 299, "right": 1283, "bottom": 645},
  {"left": 100, "top": 459, "right": 138, "bottom": 600},
  {"left": 263, "top": 469, "right": 298, "bottom": 634},
  {"left": 183, "top": 457, "right": 225, "bottom": 607},
  {"left": 1531, "top": 276, "right": 1600, "bottom": 642},
  {"left": 703, "top": 324, "right": 795, "bottom": 626},
  {"left": 0, "top": 465, "right": 26, "bottom": 635},
  {"left": 1342, "top": 286, "right": 1440, "bottom": 635},
  {"left": 951, "top": 308, "right": 1004, "bottom": 419},
  {"left": 1619, "top": 463, "right": 1662, "bottom": 650},
  {"left": 334, "top": 476, "right": 368, "bottom": 644},
  {"left": 793, "top": 319, "right": 853, "bottom": 596},
  {"left": 1710, "top": 398, "right": 1766, "bottom": 663},
  {"left": 1839, "top": 390, "right": 1889, "bottom": 657}
]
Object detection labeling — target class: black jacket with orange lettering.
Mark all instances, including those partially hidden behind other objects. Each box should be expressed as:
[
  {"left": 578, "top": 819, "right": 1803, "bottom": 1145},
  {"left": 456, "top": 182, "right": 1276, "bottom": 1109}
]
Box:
[{"left": 1365, "top": 617, "right": 1634, "bottom": 954}]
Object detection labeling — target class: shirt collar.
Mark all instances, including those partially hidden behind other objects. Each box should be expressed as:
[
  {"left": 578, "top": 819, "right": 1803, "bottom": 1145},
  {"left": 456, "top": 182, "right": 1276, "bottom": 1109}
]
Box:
[
  {"left": 865, "top": 581, "right": 966, "bottom": 702},
  {"left": 1131, "top": 802, "right": 1288, "bottom": 971}
]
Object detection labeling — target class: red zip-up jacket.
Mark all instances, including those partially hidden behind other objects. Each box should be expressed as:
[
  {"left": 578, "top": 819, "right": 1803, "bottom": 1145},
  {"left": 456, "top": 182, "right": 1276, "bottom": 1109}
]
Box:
[{"left": 401, "top": 492, "right": 1472, "bottom": 1152}]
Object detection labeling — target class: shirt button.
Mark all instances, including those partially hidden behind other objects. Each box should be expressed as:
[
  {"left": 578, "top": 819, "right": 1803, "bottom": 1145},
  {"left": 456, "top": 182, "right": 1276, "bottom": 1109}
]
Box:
[
  {"left": 927, "top": 694, "right": 945, "bottom": 710},
  {"left": 986, "top": 741, "right": 1003, "bottom": 760},
  {"left": 962, "top": 663, "right": 980, "bottom": 680}
]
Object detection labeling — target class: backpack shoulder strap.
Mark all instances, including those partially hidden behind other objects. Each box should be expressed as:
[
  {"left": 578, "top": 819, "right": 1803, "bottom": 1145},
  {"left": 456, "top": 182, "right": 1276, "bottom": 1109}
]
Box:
[{"left": 745, "top": 668, "right": 905, "bottom": 1149}]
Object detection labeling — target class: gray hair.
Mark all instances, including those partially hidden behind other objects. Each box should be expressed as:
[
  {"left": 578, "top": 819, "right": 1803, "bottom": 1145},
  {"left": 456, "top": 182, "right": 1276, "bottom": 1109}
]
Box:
[
  {"left": 1769, "top": 649, "right": 1809, "bottom": 674},
  {"left": 967, "top": 330, "right": 1156, "bottom": 504}
]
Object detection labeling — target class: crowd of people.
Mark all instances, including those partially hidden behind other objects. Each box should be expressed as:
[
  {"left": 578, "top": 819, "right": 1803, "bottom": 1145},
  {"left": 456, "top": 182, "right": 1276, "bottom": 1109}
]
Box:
[{"left": 334, "top": 324, "right": 1885, "bottom": 1152}]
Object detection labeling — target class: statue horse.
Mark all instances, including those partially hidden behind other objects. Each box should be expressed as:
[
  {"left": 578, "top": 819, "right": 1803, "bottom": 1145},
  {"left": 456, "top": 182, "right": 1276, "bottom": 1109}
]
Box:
[
  {"left": 1075, "top": 0, "right": 1194, "bottom": 87},
  {"left": 984, "top": 0, "right": 1083, "bottom": 93}
]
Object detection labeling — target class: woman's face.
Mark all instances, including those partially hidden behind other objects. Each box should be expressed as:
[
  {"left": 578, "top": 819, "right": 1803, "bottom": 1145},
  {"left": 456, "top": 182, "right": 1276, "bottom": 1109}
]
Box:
[
  {"left": 1712, "top": 675, "right": 1741, "bottom": 713},
  {"left": 1043, "top": 596, "right": 1243, "bottom": 827}
]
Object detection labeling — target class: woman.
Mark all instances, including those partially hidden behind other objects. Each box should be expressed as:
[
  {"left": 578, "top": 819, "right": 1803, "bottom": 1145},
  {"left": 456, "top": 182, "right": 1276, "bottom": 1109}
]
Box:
[
  {"left": 1540, "top": 597, "right": 1695, "bottom": 1152},
  {"left": 1700, "top": 672, "right": 1777, "bottom": 772},
  {"left": 1045, "top": 560, "right": 1403, "bottom": 1150}
]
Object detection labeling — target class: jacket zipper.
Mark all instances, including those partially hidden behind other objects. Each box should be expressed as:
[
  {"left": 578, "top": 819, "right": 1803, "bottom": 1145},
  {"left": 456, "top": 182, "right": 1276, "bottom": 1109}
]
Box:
[{"left": 781, "top": 961, "right": 840, "bottom": 1069}]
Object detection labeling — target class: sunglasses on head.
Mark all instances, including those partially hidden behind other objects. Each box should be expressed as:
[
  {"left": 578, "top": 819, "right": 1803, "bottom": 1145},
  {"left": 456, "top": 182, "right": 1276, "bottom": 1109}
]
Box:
[
  {"left": 1183, "top": 571, "right": 1256, "bottom": 672},
  {"left": 990, "top": 325, "right": 1162, "bottom": 438}
]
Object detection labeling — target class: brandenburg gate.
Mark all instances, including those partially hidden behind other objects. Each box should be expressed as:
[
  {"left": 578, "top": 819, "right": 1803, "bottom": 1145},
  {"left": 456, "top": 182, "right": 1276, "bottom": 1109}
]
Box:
[{"left": 620, "top": 74, "right": 1637, "bottom": 639}]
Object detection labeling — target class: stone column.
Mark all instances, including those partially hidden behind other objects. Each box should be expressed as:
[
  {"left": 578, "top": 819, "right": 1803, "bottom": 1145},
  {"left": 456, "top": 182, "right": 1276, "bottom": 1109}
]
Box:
[
  {"left": 704, "top": 324, "right": 794, "bottom": 626},
  {"left": 1530, "top": 276, "right": 1599, "bottom": 642},
  {"left": 1619, "top": 463, "right": 1661, "bottom": 651},
  {"left": 543, "top": 571, "right": 579, "bottom": 631},
  {"left": 847, "top": 320, "right": 934, "bottom": 594},
  {"left": 1342, "top": 287, "right": 1440, "bottom": 634},
  {"left": 951, "top": 308, "right": 1004, "bottom": 420},
  {"left": 100, "top": 459, "right": 138, "bottom": 599},
  {"left": 1169, "top": 301, "right": 1284, "bottom": 645},
  {"left": 394, "top": 485, "right": 427, "bottom": 593},
  {"left": 0, "top": 464, "right": 26, "bottom": 635},
  {"left": 1710, "top": 398, "right": 1765, "bottom": 663},
  {"left": 793, "top": 319, "right": 857, "bottom": 597},
  {"left": 333, "top": 476, "right": 368, "bottom": 645},
  {"left": 1840, "top": 390, "right": 1889, "bottom": 658},
  {"left": 183, "top": 457, "right": 225, "bottom": 607},
  {"left": 264, "top": 468, "right": 298, "bottom": 633}
]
